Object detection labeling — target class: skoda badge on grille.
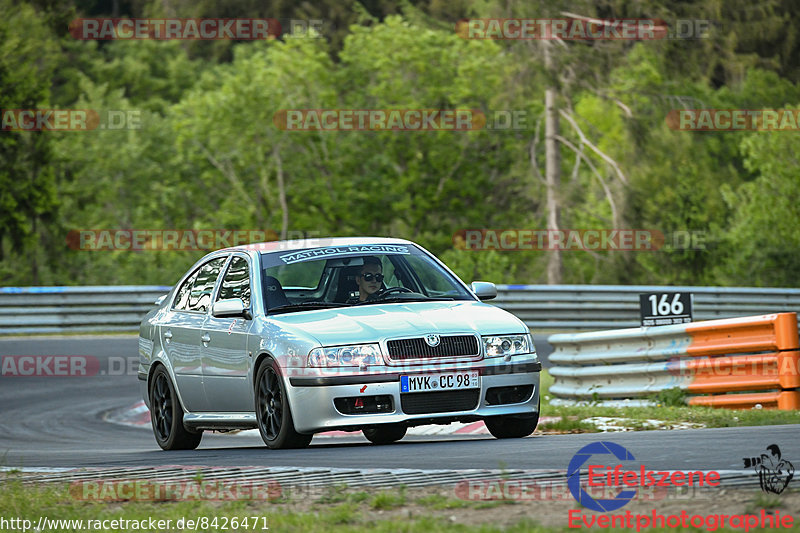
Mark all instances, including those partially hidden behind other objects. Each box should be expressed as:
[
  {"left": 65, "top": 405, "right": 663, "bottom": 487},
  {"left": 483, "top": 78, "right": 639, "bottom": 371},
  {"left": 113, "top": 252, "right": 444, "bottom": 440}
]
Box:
[{"left": 424, "top": 334, "right": 441, "bottom": 347}]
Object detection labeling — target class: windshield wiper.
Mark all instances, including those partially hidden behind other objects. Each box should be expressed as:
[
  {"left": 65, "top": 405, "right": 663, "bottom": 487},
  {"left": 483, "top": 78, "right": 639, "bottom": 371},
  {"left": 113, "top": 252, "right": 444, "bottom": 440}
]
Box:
[
  {"left": 354, "top": 295, "right": 455, "bottom": 305},
  {"left": 268, "top": 302, "right": 351, "bottom": 314}
]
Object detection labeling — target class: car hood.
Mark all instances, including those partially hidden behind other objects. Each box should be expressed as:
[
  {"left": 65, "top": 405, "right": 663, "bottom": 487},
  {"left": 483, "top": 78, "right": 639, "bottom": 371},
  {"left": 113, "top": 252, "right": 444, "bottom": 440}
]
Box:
[{"left": 267, "top": 300, "right": 526, "bottom": 346}]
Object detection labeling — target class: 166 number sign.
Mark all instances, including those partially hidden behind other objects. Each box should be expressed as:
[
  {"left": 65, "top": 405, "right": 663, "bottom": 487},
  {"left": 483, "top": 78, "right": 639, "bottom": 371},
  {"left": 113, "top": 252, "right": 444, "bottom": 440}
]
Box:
[{"left": 639, "top": 292, "right": 692, "bottom": 327}]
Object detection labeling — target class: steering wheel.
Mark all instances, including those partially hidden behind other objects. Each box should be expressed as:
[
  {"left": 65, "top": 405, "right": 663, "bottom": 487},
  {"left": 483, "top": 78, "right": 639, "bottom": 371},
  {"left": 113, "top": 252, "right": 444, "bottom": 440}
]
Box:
[{"left": 375, "top": 286, "right": 413, "bottom": 298}]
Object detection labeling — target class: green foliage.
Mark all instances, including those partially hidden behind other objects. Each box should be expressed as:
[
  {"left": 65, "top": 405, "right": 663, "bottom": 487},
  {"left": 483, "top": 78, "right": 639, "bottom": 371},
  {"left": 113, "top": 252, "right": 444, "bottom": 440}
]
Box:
[
  {"left": 2, "top": 1, "right": 800, "bottom": 288},
  {"left": 0, "top": 0, "right": 61, "bottom": 283},
  {"left": 652, "top": 387, "right": 688, "bottom": 407},
  {"left": 715, "top": 129, "right": 800, "bottom": 286}
]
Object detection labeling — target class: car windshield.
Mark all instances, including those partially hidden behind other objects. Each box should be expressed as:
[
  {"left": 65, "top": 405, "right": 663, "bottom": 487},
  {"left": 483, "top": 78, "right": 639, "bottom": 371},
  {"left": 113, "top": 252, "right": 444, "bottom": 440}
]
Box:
[{"left": 259, "top": 244, "right": 474, "bottom": 313}]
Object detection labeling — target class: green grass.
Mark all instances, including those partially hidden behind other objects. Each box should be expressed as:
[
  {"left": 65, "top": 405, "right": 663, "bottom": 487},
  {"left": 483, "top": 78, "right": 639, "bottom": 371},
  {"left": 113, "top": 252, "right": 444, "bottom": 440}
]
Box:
[
  {"left": 0, "top": 480, "right": 541, "bottom": 532},
  {"left": 415, "top": 493, "right": 517, "bottom": 510},
  {"left": 370, "top": 486, "right": 407, "bottom": 510},
  {"left": 315, "top": 484, "right": 349, "bottom": 504},
  {"left": 536, "top": 416, "right": 597, "bottom": 433},
  {"left": 745, "top": 491, "right": 787, "bottom": 514},
  {"left": 538, "top": 369, "right": 800, "bottom": 431},
  {"left": 416, "top": 494, "right": 470, "bottom": 510},
  {"left": 3, "top": 478, "right": 799, "bottom": 532},
  {"left": 323, "top": 502, "right": 360, "bottom": 525}
]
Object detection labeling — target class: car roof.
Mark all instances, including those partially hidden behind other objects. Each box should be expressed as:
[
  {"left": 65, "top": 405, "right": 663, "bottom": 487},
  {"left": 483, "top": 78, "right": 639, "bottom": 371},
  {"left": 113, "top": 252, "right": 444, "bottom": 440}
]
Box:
[{"left": 221, "top": 236, "right": 417, "bottom": 254}]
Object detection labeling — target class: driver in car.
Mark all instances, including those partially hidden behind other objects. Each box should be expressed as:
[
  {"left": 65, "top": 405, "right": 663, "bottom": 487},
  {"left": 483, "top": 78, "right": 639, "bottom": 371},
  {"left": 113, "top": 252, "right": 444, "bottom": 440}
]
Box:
[{"left": 351, "top": 256, "right": 384, "bottom": 302}]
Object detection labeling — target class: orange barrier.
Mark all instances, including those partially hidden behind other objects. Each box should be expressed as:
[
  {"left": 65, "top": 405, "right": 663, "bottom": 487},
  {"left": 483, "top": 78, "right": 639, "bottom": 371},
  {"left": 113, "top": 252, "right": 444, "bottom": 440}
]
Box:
[
  {"left": 684, "top": 313, "right": 799, "bottom": 410},
  {"left": 689, "top": 391, "right": 800, "bottom": 410},
  {"left": 685, "top": 312, "right": 800, "bottom": 355},
  {"left": 548, "top": 312, "right": 800, "bottom": 410}
]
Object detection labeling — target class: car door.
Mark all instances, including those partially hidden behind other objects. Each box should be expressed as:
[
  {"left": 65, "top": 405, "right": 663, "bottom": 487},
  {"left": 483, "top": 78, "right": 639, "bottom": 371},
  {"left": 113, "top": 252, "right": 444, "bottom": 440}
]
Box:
[
  {"left": 161, "top": 256, "right": 227, "bottom": 412},
  {"left": 201, "top": 254, "right": 255, "bottom": 412}
]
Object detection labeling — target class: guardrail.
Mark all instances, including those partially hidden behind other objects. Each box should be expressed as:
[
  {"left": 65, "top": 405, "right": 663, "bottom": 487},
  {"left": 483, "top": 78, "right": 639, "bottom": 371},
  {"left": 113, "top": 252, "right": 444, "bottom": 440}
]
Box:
[
  {"left": 548, "top": 313, "right": 800, "bottom": 410},
  {"left": 0, "top": 286, "right": 171, "bottom": 334},
  {"left": 494, "top": 284, "right": 800, "bottom": 330},
  {"left": 0, "top": 284, "right": 799, "bottom": 335}
]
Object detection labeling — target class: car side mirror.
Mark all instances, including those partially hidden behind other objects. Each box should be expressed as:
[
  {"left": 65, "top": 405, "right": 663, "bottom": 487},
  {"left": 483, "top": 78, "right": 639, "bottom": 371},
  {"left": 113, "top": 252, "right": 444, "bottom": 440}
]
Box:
[
  {"left": 154, "top": 294, "right": 168, "bottom": 306},
  {"left": 470, "top": 281, "right": 497, "bottom": 301},
  {"left": 212, "top": 298, "right": 252, "bottom": 319}
]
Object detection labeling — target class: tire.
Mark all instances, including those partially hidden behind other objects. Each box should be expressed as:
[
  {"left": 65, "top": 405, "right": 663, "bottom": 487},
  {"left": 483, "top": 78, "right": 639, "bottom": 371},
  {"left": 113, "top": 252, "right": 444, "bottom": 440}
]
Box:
[
  {"left": 149, "top": 366, "right": 202, "bottom": 450},
  {"left": 362, "top": 423, "right": 407, "bottom": 445},
  {"left": 484, "top": 400, "right": 540, "bottom": 439},
  {"left": 255, "top": 359, "right": 312, "bottom": 449}
]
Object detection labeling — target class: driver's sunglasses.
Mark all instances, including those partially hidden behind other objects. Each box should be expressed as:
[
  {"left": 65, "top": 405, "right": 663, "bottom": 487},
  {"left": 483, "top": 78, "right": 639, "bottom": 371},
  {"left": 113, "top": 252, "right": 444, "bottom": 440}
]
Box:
[{"left": 361, "top": 273, "right": 384, "bottom": 282}]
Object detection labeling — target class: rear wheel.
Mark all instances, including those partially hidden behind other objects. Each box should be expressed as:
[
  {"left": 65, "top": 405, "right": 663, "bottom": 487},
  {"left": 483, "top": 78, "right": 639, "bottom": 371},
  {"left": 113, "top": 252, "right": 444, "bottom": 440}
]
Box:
[
  {"left": 149, "top": 366, "right": 202, "bottom": 450},
  {"left": 255, "top": 360, "right": 312, "bottom": 449},
  {"left": 484, "top": 400, "right": 540, "bottom": 439},
  {"left": 362, "top": 423, "right": 407, "bottom": 444}
]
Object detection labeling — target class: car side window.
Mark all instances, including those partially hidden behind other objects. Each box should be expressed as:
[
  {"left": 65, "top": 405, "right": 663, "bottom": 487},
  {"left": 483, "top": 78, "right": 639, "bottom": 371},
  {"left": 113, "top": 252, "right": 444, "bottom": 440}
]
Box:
[
  {"left": 217, "top": 256, "right": 251, "bottom": 308},
  {"left": 173, "top": 270, "right": 200, "bottom": 311},
  {"left": 173, "top": 257, "right": 227, "bottom": 313},
  {"left": 187, "top": 257, "right": 227, "bottom": 313}
]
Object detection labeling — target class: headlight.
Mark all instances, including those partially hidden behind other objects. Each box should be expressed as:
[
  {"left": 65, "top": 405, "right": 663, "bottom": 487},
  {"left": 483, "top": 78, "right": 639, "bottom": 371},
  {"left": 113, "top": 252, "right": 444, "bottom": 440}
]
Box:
[
  {"left": 307, "top": 344, "right": 383, "bottom": 367},
  {"left": 482, "top": 334, "right": 533, "bottom": 357}
]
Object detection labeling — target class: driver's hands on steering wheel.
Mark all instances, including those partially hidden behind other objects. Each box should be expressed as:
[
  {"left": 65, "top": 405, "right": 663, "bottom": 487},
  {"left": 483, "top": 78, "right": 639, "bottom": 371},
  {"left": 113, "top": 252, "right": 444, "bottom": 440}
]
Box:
[{"left": 367, "top": 286, "right": 413, "bottom": 300}]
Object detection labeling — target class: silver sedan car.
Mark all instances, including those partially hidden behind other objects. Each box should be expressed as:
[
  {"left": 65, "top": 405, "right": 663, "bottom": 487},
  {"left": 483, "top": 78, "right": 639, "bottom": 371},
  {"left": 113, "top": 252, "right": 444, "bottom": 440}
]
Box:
[{"left": 138, "top": 237, "right": 541, "bottom": 450}]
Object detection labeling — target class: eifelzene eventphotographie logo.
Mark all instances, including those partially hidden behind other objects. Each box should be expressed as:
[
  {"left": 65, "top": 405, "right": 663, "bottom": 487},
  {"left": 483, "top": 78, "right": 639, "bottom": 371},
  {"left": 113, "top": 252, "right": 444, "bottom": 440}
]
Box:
[{"left": 743, "top": 444, "right": 795, "bottom": 495}]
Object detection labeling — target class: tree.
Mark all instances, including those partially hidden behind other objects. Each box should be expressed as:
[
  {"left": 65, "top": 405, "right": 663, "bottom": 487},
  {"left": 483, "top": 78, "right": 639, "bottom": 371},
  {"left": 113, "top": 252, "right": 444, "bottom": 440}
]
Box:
[
  {"left": 715, "top": 127, "right": 800, "bottom": 286},
  {"left": 0, "top": 1, "right": 60, "bottom": 284}
]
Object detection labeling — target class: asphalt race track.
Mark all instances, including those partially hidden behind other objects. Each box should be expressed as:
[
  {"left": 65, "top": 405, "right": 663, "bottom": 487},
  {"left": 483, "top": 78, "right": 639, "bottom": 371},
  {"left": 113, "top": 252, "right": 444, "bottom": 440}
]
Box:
[{"left": 0, "top": 336, "right": 798, "bottom": 472}]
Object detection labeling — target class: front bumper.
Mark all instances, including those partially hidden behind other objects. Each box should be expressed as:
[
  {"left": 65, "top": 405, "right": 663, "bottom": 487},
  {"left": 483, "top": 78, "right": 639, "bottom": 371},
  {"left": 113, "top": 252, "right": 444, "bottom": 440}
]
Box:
[{"left": 285, "top": 359, "right": 541, "bottom": 434}]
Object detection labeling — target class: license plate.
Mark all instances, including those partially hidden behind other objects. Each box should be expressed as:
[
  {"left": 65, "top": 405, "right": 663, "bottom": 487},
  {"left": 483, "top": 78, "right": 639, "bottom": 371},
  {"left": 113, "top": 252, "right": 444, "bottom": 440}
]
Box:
[{"left": 400, "top": 371, "right": 479, "bottom": 393}]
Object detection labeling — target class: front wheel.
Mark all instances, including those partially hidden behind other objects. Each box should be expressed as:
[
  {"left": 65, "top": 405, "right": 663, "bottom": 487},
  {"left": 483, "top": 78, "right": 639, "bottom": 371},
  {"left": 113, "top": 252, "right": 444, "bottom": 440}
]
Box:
[
  {"left": 255, "top": 360, "right": 312, "bottom": 449},
  {"left": 362, "top": 424, "right": 407, "bottom": 445},
  {"left": 484, "top": 400, "right": 540, "bottom": 439},
  {"left": 149, "top": 366, "right": 202, "bottom": 450}
]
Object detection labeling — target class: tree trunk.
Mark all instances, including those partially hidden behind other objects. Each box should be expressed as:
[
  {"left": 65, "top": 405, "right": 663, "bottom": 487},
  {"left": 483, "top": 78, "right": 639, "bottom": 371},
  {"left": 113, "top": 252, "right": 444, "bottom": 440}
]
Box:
[
  {"left": 273, "top": 147, "right": 289, "bottom": 240},
  {"left": 544, "top": 42, "right": 562, "bottom": 284}
]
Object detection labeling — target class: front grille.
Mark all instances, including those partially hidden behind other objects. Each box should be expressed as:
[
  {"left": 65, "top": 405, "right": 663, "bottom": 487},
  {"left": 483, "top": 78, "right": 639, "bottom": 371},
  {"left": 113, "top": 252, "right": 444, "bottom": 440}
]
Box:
[
  {"left": 485, "top": 385, "right": 534, "bottom": 406},
  {"left": 387, "top": 335, "right": 479, "bottom": 360},
  {"left": 401, "top": 389, "right": 480, "bottom": 414}
]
